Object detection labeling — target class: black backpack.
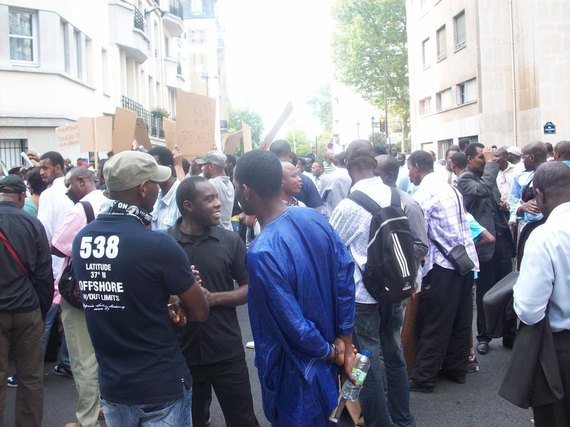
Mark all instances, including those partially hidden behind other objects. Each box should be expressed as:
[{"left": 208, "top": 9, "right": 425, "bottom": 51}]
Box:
[
  {"left": 58, "top": 201, "right": 95, "bottom": 310},
  {"left": 347, "top": 188, "right": 416, "bottom": 303}
]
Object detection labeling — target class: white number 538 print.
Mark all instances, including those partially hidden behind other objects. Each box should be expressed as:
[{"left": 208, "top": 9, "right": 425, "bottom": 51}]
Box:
[{"left": 79, "top": 235, "right": 120, "bottom": 259}]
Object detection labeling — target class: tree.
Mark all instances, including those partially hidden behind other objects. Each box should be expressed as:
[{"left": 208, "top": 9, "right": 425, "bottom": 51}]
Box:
[
  {"left": 306, "top": 85, "right": 333, "bottom": 133},
  {"left": 228, "top": 106, "right": 264, "bottom": 152},
  {"left": 286, "top": 129, "right": 314, "bottom": 156},
  {"left": 332, "top": 0, "right": 409, "bottom": 140}
]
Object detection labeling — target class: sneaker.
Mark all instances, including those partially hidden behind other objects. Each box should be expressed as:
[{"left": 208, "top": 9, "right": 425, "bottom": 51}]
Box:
[
  {"left": 246, "top": 341, "right": 255, "bottom": 349},
  {"left": 7, "top": 376, "right": 18, "bottom": 388},
  {"left": 466, "top": 354, "right": 479, "bottom": 373},
  {"left": 53, "top": 363, "right": 73, "bottom": 378}
]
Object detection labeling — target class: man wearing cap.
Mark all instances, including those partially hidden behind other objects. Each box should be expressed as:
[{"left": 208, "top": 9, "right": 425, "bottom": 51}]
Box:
[
  {"left": 0, "top": 175, "right": 54, "bottom": 427},
  {"left": 506, "top": 146, "right": 524, "bottom": 171},
  {"left": 197, "top": 151, "right": 234, "bottom": 231},
  {"left": 72, "top": 151, "right": 209, "bottom": 425}
]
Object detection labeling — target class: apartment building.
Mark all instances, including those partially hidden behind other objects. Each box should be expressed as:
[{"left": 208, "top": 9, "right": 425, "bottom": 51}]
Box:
[
  {"left": 0, "top": 0, "right": 187, "bottom": 166},
  {"left": 407, "top": 0, "right": 570, "bottom": 158}
]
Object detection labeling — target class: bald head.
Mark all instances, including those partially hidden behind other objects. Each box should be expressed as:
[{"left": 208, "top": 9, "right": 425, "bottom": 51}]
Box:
[
  {"left": 554, "top": 140, "right": 570, "bottom": 161},
  {"left": 522, "top": 141, "right": 547, "bottom": 170},
  {"left": 374, "top": 154, "right": 399, "bottom": 187},
  {"left": 65, "top": 166, "right": 97, "bottom": 203}
]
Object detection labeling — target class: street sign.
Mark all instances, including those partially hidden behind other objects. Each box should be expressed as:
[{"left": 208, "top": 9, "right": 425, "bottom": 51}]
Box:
[{"left": 544, "top": 121, "right": 556, "bottom": 134}]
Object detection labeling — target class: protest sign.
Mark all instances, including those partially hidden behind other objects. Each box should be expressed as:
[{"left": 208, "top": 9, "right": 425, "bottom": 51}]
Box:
[
  {"left": 223, "top": 129, "right": 243, "bottom": 155},
  {"left": 112, "top": 107, "right": 137, "bottom": 153},
  {"left": 163, "top": 118, "right": 176, "bottom": 151},
  {"left": 175, "top": 90, "right": 216, "bottom": 157},
  {"left": 242, "top": 122, "right": 252, "bottom": 153},
  {"left": 134, "top": 118, "right": 152, "bottom": 150}
]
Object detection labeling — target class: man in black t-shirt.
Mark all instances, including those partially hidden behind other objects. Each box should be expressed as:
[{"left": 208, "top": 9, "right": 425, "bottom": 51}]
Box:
[
  {"left": 168, "top": 176, "right": 259, "bottom": 427},
  {"left": 72, "top": 151, "right": 209, "bottom": 426}
]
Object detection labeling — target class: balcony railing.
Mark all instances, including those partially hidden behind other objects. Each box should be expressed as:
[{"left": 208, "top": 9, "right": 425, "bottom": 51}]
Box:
[
  {"left": 121, "top": 96, "right": 164, "bottom": 139},
  {"left": 133, "top": 7, "right": 145, "bottom": 31},
  {"left": 169, "top": 0, "right": 183, "bottom": 19}
]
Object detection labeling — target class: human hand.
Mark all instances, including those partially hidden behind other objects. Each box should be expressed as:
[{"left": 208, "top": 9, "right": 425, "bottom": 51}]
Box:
[
  {"left": 173, "top": 146, "right": 183, "bottom": 168},
  {"left": 498, "top": 198, "right": 509, "bottom": 212},
  {"left": 518, "top": 200, "right": 541, "bottom": 215},
  {"left": 342, "top": 346, "right": 358, "bottom": 385},
  {"left": 483, "top": 148, "right": 494, "bottom": 162},
  {"left": 191, "top": 265, "right": 202, "bottom": 287},
  {"left": 167, "top": 298, "right": 187, "bottom": 327}
]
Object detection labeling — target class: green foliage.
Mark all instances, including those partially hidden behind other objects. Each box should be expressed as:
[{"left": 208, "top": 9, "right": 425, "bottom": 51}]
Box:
[
  {"left": 306, "top": 85, "right": 333, "bottom": 133},
  {"left": 286, "top": 129, "right": 314, "bottom": 156},
  {"left": 228, "top": 106, "right": 264, "bottom": 152},
  {"left": 332, "top": 0, "right": 410, "bottom": 139}
]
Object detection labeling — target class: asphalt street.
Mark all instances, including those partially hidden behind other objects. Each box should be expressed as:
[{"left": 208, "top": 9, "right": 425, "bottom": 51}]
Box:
[{"left": 5, "top": 304, "right": 533, "bottom": 427}]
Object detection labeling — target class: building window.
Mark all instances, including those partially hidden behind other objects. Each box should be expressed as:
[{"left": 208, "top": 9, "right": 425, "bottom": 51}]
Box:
[
  {"left": 60, "top": 20, "right": 70, "bottom": 73},
  {"left": 457, "top": 78, "right": 477, "bottom": 105},
  {"left": 9, "top": 9, "right": 36, "bottom": 63},
  {"left": 437, "top": 139, "right": 453, "bottom": 160},
  {"left": 422, "top": 38, "right": 430, "bottom": 69},
  {"left": 454, "top": 11, "right": 466, "bottom": 50},
  {"left": 0, "top": 139, "right": 28, "bottom": 168},
  {"left": 436, "top": 25, "right": 447, "bottom": 61},
  {"left": 436, "top": 88, "right": 452, "bottom": 112},
  {"left": 190, "top": 30, "right": 206, "bottom": 45},
  {"left": 419, "top": 97, "right": 431, "bottom": 117}
]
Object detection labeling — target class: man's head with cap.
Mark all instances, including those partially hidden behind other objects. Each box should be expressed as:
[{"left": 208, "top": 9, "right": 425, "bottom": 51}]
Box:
[
  {"left": 0, "top": 175, "right": 27, "bottom": 208},
  {"left": 506, "top": 146, "right": 522, "bottom": 164},
  {"left": 196, "top": 151, "right": 227, "bottom": 179},
  {"left": 103, "top": 151, "right": 171, "bottom": 212}
]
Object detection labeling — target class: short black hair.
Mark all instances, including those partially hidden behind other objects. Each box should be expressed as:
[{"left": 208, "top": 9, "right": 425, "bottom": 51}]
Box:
[
  {"left": 545, "top": 142, "right": 553, "bottom": 154},
  {"left": 297, "top": 157, "right": 307, "bottom": 167},
  {"left": 445, "top": 145, "right": 460, "bottom": 157},
  {"left": 450, "top": 152, "right": 467, "bottom": 170},
  {"left": 346, "top": 140, "right": 376, "bottom": 171},
  {"left": 235, "top": 150, "right": 282, "bottom": 199},
  {"left": 458, "top": 138, "right": 471, "bottom": 152},
  {"left": 465, "top": 142, "right": 484, "bottom": 159},
  {"left": 176, "top": 176, "right": 208, "bottom": 212},
  {"left": 40, "top": 151, "right": 65, "bottom": 169},
  {"left": 336, "top": 151, "right": 347, "bottom": 167},
  {"left": 26, "top": 167, "right": 47, "bottom": 195},
  {"left": 182, "top": 158, "right": 190, "bottom": 175},
  {"left": 269, "top": 140, "right": 291, "bottom": 158},
  {"left": 408, "top": 150, "right": 434, "bottom": 172},
  {"left": 148, "top": 146, "right": 174, "bottom": 167},
  {"left": 226, "top": 154, "right": 237, "bottom": 166},
  {"left": 534, "top": 161, "right": 570, "bottom": 197}
]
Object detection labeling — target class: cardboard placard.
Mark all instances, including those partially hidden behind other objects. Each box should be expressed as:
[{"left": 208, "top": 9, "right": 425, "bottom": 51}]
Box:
[
  {"left": 55, "top": 122, "right": 81, "bottom": 151},
  {"left": 242, "top": 122, "right": 252, "bottom": 153},
  {"left": 260, "top": 101, "right": 294, "bottom": 149},
  {"left": 223, "top": 129, "right": 243, "bottom": 155},
  {"left": 134, "top": 118, "right": 152, "bottom": 150},
  {"left": 93, "top": 116, "right": 113, "bottom": 152},
  {"left": 163, "top": 118, "right": 176, "bottom": 151},
  {"left": 112, "top": 107, "right": 137, "bottom": 153},
  {"left": 175, "top": 90, "right": 216, "bottom": 157}
]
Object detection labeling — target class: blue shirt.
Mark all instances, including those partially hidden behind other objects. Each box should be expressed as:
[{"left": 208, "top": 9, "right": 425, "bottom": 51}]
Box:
[
  {"left": 295, "top": 173, "right": 323, "bottom": 208},
  {"left": 247, "top": 207, "right": 355, "bottom": 426},
  {"left": 73, "top": 214, "right": 194, "bottom": 404}
]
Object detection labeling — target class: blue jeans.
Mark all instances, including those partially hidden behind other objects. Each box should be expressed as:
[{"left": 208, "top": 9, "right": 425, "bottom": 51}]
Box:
[
  {"left": 354, "top": 303, "right": 415, "bottom": 427},
  {"left": 101, "top": 382, "right": 192, "bottom": 427},
  {"left": 379, "top": 303, "right": 415, "bottom": 427},
  {"left": 41, "top": 303, "right": 70, "bottom": 366}
]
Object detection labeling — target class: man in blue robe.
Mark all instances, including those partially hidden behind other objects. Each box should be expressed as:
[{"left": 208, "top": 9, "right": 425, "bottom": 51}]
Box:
[{"left": 234, "top": 150, "right": 356, "bottom": 426}]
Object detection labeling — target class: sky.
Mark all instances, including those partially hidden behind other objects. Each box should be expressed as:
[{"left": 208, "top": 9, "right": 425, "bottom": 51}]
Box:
[{"left": 218, "top": 0, "right": 335, "bottom": 137}]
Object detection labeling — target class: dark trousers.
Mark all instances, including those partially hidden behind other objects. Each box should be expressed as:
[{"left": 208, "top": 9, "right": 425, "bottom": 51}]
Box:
[
  {"left": 412, "top": 265, "right": 473, "bottom": 388},
  {"left": 476, "top": 233, "right": 515, "bottom": 343},
  {"left": 190, "top": 354, "right": 259, "bottom": 427},
  {"left": 0, "top": 309, "right": 44, "bottom": 427},
  {"left": 533, "top": 330, "right": 570, "bottom": 427}
]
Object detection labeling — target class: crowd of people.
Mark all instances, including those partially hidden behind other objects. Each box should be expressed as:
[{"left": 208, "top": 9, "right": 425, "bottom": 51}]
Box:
[{"left": 0, "top": 137, "right": 569, "bottom": 427}]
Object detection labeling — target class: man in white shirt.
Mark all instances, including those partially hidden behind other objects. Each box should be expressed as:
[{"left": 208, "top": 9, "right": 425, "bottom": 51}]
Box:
[
  {"left": 513, "top": 161, "right": 570, "bottom": 426},
  {"left": 37, "top": 151, "right": 74, "bottom": 377},
  {"left": 148, "top": 147, "right": 181, "bottom": 231},
  {"left": 330, "top": 141, "right": 413, "bottom": 427},
  {"left": 52, "top": 167, "right": 109, "bottom": 427},
  {"left": 494, "top": 146, "right": 516, "bottom": 201},
  {"left": 319, "top": 152, "right": 352, "bottom": 218},
  {"left": 197, "top": 151, "right": 234, "bottom": 231}
]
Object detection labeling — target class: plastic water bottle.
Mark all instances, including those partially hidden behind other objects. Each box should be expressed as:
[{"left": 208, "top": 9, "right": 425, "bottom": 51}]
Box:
[{"left": 341, "top": 350, "right": 371, "bottom": 401}]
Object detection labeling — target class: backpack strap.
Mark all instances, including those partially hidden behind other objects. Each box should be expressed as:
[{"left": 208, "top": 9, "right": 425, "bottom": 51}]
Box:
[
  {"left": 347, "top": 190, "right": 382, "bottom": 214},
  {"left": 389, "top": 187, "right": 401, "bottom": 207},
  {"left": 80, "top": 201, "right": 95, "bottom": 224}
]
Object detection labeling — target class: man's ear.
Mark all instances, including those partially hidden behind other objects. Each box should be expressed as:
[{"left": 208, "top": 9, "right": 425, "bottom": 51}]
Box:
[
  {"left": 182, "top": 199, "right": 193, "bottom": 214},
  {"left": 242, "top": 184, "right": 251, "bottom": 201}
]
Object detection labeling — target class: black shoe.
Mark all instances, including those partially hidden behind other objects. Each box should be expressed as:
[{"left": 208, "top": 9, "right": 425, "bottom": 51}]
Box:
[
  {"left": 437, "top": 370, "right": 466, "bottom": 384},
  {"left": 502, "top": 336, "right": 515, "bottom": 349},
  {"left": 409, "top": 379, "right": 434, "bottom": 393},
  {"left": 476, "top": 342, "right": 489, "bottom": 355},
  {"left": 53, "top": 363, "right": 73, "bottom": 378}
]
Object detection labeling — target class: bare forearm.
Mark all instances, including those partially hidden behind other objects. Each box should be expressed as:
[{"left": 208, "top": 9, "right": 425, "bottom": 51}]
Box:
[{"left": 206, "top": 283, "right": 248, "bottom": 307}]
